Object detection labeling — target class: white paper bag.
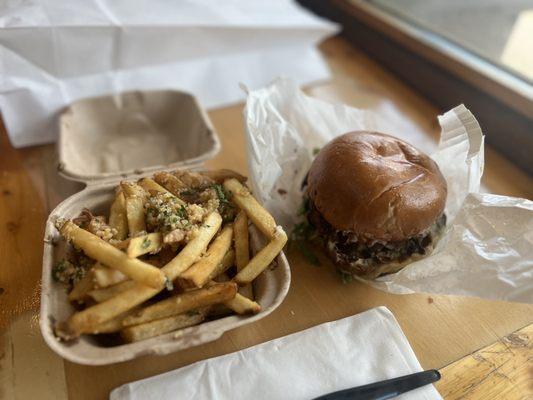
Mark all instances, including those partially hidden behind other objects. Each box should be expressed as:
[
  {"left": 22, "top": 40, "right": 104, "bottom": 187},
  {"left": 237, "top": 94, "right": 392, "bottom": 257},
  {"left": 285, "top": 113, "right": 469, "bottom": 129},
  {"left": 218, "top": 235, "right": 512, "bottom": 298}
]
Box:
[{"left": 0, "top": 0, "right": 338, "bottom": 147}]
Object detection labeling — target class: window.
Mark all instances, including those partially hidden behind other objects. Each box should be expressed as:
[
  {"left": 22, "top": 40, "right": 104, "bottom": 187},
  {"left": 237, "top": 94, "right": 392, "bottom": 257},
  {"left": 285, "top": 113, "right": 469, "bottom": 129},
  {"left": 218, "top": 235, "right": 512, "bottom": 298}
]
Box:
[
  {"left": 297, "top": 0, "right": 533, "bottom": 174},
  {"left": 369, "top": 0, "right": 533, "bottom": 83}
]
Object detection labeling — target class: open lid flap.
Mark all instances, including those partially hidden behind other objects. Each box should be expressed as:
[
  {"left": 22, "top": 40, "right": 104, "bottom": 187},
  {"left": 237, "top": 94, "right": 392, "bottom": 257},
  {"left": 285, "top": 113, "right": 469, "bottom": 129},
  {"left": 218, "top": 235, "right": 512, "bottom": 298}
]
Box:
[{"left": 58, "top": 90, "right": 220, "bottom": 184}]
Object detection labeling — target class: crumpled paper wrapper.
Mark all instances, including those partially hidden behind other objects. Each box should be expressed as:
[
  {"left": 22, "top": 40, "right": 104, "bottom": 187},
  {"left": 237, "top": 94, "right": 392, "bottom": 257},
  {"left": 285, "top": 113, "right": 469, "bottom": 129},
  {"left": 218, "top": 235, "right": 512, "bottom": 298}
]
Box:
[{"left": 244, "top": 78, "right": 533, "bottom": 303}]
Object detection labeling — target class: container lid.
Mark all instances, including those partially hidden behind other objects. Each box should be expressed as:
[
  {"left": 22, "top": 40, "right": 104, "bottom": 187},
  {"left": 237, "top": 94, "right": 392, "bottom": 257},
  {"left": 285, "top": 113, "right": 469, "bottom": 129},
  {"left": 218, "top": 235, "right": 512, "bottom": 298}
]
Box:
[{"left": 58, "top": 90, "right": 220, "bottom": 183}]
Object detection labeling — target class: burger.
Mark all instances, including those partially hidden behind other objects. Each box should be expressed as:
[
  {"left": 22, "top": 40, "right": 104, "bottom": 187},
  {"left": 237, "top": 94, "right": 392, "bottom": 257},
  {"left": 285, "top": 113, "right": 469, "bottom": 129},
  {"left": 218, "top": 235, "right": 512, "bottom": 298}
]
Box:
[{"left": 303, "top": 131, "right": 447, "bottom": 279}]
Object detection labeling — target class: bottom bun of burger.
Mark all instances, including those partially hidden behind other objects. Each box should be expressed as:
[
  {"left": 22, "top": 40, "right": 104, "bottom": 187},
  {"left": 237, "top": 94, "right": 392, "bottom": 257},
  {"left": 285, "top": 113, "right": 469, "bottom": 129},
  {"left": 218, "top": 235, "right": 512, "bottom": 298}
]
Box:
[{"left": 305, "top": 130, "right": 447, "bottom": 279}]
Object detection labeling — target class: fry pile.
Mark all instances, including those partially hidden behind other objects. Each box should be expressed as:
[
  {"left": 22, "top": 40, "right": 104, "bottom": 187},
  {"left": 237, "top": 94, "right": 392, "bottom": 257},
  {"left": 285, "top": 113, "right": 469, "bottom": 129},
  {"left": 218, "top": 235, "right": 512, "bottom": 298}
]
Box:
[{"left": 53, "top": 169, "right": 287, "bottom": 343}]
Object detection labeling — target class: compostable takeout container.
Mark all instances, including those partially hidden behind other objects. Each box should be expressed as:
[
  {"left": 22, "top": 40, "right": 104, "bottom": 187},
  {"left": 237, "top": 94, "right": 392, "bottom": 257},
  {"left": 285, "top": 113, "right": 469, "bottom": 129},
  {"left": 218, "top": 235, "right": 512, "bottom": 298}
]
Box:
[{"left": 40, "top": 90, "right": 291, "bottom": 365}]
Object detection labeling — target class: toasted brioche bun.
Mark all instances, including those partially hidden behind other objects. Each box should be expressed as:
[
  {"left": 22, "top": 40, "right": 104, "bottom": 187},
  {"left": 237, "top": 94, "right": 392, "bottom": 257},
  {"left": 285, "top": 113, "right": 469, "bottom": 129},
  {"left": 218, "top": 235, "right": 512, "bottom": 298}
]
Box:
[{"left": 307, "top": 131, "right": 447, "bottom": 243}]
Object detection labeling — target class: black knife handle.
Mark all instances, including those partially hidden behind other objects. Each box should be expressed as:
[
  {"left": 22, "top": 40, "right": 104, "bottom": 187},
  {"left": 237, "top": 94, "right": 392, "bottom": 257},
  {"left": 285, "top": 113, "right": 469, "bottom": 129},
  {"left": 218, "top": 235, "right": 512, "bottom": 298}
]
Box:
[{"left": 313, "top": 369, "right": 441, "bottom": 400}]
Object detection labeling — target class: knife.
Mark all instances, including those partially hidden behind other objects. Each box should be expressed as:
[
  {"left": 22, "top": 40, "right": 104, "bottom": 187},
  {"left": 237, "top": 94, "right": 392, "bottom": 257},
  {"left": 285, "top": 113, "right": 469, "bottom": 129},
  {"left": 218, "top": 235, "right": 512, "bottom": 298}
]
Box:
[{"left": 313, "top": 369, "right": 441, "bottom": 400}]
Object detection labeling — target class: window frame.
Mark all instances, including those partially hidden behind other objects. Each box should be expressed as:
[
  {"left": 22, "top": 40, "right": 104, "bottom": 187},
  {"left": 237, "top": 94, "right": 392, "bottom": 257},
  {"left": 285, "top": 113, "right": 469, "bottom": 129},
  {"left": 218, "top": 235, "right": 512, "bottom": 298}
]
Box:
[{"left": 346, "top": 0, "right": 532, "bottom": 118}]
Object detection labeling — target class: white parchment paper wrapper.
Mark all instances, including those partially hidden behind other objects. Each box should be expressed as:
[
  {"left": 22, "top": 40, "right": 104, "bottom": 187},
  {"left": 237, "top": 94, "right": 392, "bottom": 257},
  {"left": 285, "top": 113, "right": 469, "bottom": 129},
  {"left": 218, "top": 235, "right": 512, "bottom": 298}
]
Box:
[{"left": 244, "top": 78, "right": 533, "bottom": 303}]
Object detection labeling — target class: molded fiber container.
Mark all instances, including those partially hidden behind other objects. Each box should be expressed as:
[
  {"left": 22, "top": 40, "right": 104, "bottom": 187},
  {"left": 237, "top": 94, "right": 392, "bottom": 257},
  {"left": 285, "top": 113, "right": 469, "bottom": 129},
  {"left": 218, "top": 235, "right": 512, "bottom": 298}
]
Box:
[{"left": 40, "top": 90, "right": 291, "bottom": 365}]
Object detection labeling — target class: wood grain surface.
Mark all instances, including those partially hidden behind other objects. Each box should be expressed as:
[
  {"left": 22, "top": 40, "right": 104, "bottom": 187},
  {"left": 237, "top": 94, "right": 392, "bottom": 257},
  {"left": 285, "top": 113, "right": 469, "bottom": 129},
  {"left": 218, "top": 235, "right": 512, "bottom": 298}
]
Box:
[
  {"left": 436, "top": 324, "right": 533, "bottom": 399},
  {"left": 0, "top": 36, "right": 532, "bottom": 400}
]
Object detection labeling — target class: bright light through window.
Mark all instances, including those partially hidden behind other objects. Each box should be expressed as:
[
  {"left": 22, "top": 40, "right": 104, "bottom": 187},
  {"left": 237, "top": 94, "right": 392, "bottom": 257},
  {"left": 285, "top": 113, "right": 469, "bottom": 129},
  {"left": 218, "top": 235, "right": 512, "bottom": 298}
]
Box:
[{"left": 368, "top": 0, "right": 533, "bottom": 83}]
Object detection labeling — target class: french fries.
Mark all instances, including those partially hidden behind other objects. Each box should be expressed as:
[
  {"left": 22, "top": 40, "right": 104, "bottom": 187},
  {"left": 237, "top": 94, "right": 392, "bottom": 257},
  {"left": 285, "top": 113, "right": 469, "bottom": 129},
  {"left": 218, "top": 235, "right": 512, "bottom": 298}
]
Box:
[
  {"left": 235, "top": 226, "right": 287, "bottom": 285},
  {"left": 59, "top": 221, "right": 166, "bottom": 289},
  {"left": 234, "top": 211, "right": 253, "bottom": 299},
  {"left": 67, "top": 269, "right": 95, "bottom": 303},
  {"left": 54, "top": 169, "right": 286, "bottom": 345},
  {"left": 87, "top": 308, "right": 139, "bottom": 334},
  {"left": 153, "top": 171, "right": 187, "bottom": 195},
  {"left": 138, "top": 177, "right": 185, "bottom": 205},
  {"left": 206, "top": 280, "right": 261, "bottom": 315},
  {"left": 138, "top": 177, "right": 170, "bottom": 195},
  {"left": 201, "top": 169, "right": 247, "bottom": 184},
  {"left": 108, "top": 190, "right": 128, "bottom": 240},
  {"left": 88, "top": 317, "right": 126, "bottom": 334},
  {"left": 180, "top": 225, "right": 234, "bottom": 287},
  {"left": 88, "top": 280, "right": 137, "bottom": 303},
  {"left": 223, "top": 178, "right": 277, "bottom": 239},
  {"left": 59, "top": 282, "right": 160, "bottom": 338},
  {"left": 121, "top": 182, "right": 147, "bottom": 235},
  {"left": 163, "top": 212, "right": 222, "bottom": 279},
  {"left": 112, "top": 239, "right": 130, "bottom": 250},
  {"left": 207, "top": 248, "right": 235, "bottom": 282},
  {"left": 121, "top": 311, "right": 205, "bottom": 343},
  {"left": 174, "top": 170, "right": 213, "bottom": 187},
  {"left": 177, "top": 249, "right": 235, "bottom": 291},
  {"left": 93, "top": 263, "right": 128, "bottom": 288},
  {"left": 224, "top": 293, "right": 261, "bottom": 314},
  {"left": 126, "top": 232, "right": 162, "bottom": 258},
  {"left": 234, "top": 211, "right": 249, "bottom": 269},
  {"left": 60, "top": 212, "right": 222, "bottom": 336},
  {"left": 122, "top": 282, "right": 237, "bottom": 326}
]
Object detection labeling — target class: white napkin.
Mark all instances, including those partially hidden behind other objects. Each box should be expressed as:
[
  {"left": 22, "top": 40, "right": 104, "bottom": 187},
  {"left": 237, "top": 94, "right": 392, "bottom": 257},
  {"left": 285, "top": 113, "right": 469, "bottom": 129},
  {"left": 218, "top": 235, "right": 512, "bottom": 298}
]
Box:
[
  {"left": 0, "top": 0, "right": 338, "bottom": 147},
  {"left": 110, "top": 307, "right": 441, "bottom": 400}
]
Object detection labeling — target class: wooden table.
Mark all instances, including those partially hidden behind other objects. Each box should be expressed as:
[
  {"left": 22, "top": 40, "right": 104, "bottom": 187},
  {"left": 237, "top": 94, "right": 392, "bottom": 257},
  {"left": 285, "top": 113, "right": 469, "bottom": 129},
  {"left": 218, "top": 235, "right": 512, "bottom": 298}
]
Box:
[{"left": 1, "top": 36, "right": 532, "bottom": 399}]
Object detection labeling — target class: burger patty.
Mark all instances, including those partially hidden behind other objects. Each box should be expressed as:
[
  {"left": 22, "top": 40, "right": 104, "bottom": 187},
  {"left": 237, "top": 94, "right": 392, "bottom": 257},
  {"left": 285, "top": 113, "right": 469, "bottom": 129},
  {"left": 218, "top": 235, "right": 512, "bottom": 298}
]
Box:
[{"left": 306, "top": 199, "right": 446, "bottom": 276}]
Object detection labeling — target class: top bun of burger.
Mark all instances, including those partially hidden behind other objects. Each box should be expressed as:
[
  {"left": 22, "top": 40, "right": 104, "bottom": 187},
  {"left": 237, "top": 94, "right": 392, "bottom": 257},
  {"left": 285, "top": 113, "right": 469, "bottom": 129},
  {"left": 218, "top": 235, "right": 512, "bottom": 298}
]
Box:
[{"left": 307, "top": 131, "right": 447, "bottom": 244}]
